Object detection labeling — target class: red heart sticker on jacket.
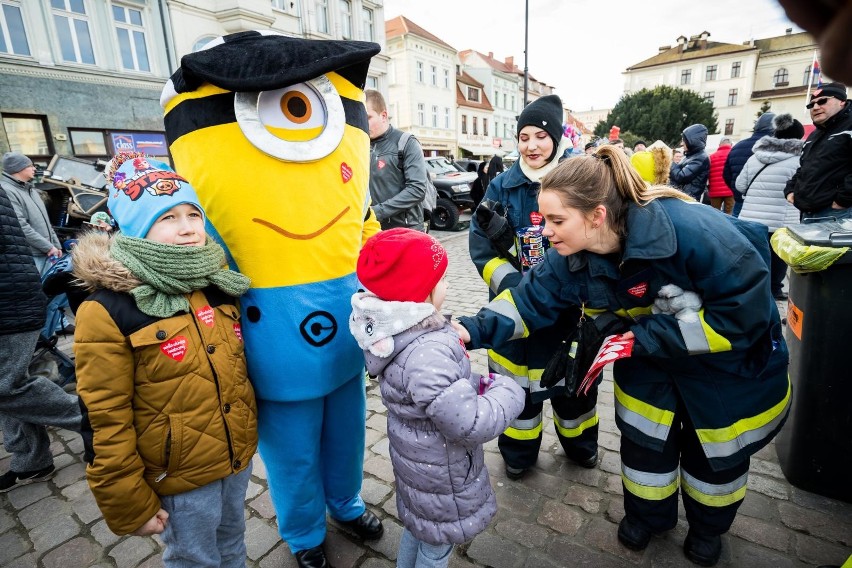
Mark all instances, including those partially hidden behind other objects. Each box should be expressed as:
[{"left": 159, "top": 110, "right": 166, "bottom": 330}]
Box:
[
  {"left": 530, "top": 211, "right": 543, "bottom": 226},
  {"left": 377, "top": 159, "right": 386, "bottom": 170},
  {"left": 341, "top": 162, "right": 353, "bottom": 183},
  {"left": 196, "top": 306, "right": 214, "bottom": 327},
  {"left": 628, "top": 283, "right": 648, "bottom": 298},
  {"left": 160, "top": 336, "right": 188, "bottom": 362},
  {"left": 233, "top": 323, "right": 243, "bottom": 342}
]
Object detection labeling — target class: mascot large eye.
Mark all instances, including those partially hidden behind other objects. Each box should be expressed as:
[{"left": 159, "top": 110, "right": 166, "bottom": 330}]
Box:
[{"left": 234, "top": 75, "right": 345, "bottom": 162}]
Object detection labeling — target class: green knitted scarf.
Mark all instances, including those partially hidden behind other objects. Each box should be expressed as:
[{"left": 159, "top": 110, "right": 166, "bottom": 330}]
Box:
[{"left": 110, "top": 234, "right": 251, "bottom": 318}]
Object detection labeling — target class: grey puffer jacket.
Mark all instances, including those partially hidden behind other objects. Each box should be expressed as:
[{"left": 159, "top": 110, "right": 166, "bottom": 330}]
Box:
[
  {"left": 736, "top": 136, "right": 802, "bottom": 232},
  {"left": 350, "top": 293, "right": 524, "bottom": 545}
]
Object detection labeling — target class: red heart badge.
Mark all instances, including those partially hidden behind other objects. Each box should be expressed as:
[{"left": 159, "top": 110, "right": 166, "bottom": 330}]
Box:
[
  {"left": 341, "top": 162, "right": 353, "bottom": 183},
  {"left": 628, "top": 283, "right": 648, "bottom": 298},
  {"left": 529, "top": 211, "right": 543, "bottom": 226},
  {"left": 160, "top": 336, "right": 188, "bottom": 362},
  {"left": 377, "top": 159, "right": 386, "bottom": 170},
  {"left": 233, "top": 323, "right": 243, "bottom": 342},
  {"left": 196, "top": 306, "right": 214, "bottom": 327}
]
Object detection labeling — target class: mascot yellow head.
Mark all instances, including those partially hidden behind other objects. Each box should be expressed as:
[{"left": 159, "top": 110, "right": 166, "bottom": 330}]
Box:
[{"left": 160, "top": 31, "right": 381, "bottom": 289}]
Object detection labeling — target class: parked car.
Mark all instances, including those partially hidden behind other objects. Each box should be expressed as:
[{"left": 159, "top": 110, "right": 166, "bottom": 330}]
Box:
[
  {"left": 424, "top": 156, "right": 476, "bottom": 230},
  {"left": 453, "top": 158, "right": 482, "bottom": 173}
]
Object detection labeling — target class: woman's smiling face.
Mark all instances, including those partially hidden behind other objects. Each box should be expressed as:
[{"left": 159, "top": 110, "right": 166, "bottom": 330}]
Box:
[{"left": 518, "top": 125, "right": 553, "bottom": 170}]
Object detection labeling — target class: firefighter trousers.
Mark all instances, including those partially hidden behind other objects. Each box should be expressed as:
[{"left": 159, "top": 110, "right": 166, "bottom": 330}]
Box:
[
  {"left": 620, "top": 396, "right": 749, "bottom": 536},
  {"left": 498, "top": 387, "right": 599, "bottom": 470}
]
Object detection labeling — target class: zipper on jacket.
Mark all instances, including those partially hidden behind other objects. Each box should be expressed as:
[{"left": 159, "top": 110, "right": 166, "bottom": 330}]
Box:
[{"left": 156, "top": 430, "right": 172, "bottom": 482}]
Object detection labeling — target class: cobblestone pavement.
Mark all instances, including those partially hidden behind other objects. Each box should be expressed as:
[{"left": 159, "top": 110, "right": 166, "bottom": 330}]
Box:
[{"left": 2, "top": 229, "right": 851, "bottom": 568}]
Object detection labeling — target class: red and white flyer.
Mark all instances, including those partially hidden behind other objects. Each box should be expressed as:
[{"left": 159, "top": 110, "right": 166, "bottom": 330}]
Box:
[{"left": 579, "top": 334, "right": 635, "bottom": 394}]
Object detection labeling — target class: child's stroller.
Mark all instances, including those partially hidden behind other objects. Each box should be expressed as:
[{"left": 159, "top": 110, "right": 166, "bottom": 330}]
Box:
[{"left": 33, "top": 253, "right": 76, "bottom": 387}]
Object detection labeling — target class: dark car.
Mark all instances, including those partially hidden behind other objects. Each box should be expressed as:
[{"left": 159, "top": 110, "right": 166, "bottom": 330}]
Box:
[
  {"left": 454, "top": 158, "right": 482, "bottom": 173},
  {"left": 424, "top": 156, "right": 476, "bottom": 230}
]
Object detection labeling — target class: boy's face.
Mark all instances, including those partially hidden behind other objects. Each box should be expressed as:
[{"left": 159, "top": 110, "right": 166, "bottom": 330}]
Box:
[
  {"left": 429, "top": 275, "right": 448, "bottom": 311},
  {"left": 144, "top": 203, "right": 206, "bottom": 246}
]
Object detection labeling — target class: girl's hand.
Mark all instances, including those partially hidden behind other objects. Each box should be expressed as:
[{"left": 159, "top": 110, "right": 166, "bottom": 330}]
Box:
[
  {"left": 451, "top": 320, "right": 471, "bottom": 343},
  {"left": 131, "top": 509, "right": 169, "bottom": 536}
]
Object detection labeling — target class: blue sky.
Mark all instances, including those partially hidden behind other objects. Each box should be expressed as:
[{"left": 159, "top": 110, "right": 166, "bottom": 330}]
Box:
[{"left": 382, "top": 0, "right": 801, "bottom": 111}]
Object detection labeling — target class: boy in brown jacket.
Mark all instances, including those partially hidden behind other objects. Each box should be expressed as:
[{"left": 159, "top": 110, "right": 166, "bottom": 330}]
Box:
[{"left": 73, "top": 153, "right": 257, "bottom": 567}]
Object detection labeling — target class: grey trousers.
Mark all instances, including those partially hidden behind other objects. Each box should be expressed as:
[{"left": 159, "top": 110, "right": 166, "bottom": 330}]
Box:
[{"left": 0, "top": 330, "right": 81, "bottom": 471}]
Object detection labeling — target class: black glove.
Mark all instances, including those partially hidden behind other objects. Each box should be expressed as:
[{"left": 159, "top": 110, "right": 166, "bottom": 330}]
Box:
[{"left": 475, "top": 200, "right": 522, "bottom": 271}]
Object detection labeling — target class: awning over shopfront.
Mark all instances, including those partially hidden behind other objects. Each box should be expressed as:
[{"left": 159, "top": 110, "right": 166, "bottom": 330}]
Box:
[{"left": 459, "top": 144, "right": 503, "bottom": 156}]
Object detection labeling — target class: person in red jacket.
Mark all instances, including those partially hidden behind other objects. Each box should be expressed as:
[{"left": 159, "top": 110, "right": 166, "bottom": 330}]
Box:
[{"left": 707, "top": 138, "right": 734, "bottom": 214}]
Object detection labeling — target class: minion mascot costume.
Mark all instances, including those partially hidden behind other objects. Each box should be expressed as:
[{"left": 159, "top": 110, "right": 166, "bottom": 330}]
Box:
[{"left": 160, "top": 32, "right": 382, "bottom": 568}]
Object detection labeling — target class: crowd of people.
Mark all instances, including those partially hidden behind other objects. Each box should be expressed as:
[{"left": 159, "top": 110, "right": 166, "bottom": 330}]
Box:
[{"left": 0, "top": 27, "right": 849, "bottom": 568}]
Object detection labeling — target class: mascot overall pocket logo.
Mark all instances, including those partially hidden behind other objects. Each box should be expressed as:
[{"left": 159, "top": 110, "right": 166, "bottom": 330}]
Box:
[
  {"left": 196, "top": 306, "right": 215, "bottom": 327},
  {"left": 628, "top": 283, "right": 648, "bottom": 298},
  {"left": 161, "top": 337, "right": 188, "bottom": 362},
  {"left": 341, "top": 162, "right": 353, "bottom": 183}
]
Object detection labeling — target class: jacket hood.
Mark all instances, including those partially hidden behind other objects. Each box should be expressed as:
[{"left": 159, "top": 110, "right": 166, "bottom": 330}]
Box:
[
  {"left": 72, "top": 231, "right": 141, "bottom": 293},
  {"left": 682, "top": 124, "right": 708, "bottom": 153},
  {"left": 752, "top": 135, "right": 804, "bottom": 164},
  {"left": 753, "top": 112, "right": 776, "bottom": 134}
]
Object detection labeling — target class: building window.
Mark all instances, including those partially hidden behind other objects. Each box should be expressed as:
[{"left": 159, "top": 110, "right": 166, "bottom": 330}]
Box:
[
  {"left": 361, "top": 7, "right": 373, "bottom": 41},
  {"left": 0, "top": 1, "right": 30, "bottom": 56},
  {"left": 703, "top": 91, "right": 714, "bottom": 105},
  {"left": 680, "top": 69, "right": 692, "bottom": 85},
  {"left": 773, "top": 68, "right": 789, "bottom": 86},
  {"left": 51, "top": 0, "right": 96, "bottom": 64},
  {"left": 494, "top": 89, "right": 499, "bottom": 107},
  {"left": 443, "top": 69, "right": 449, "bottom": 88},
  {"left": 416, "top": 61, "right": 423, "bottom": 82},
  {"left": 365, "top": 75, "right": 377, "bottom": 90},
  {"left": 705, "top": 65, "right": 717, "bottom": 81},
  {"left": 467, "top": 87, "right": 479, "bottom": 102},
  {"left": 725, "top": 119, "right": 735, "bottom": 135},
  {"left": 191, "top": 35, "right": 216, "bottom": 52},
  {"left": 494, "top": 121, "right": 499, "bottom": 138},
  {"left": 112, "top": 3, "right": 150, "bottom": 72},
  {"left": 472, "top": 117, "right": 478, "bottom": 135},
  {"left": 430, "top": 65, "right": 437, "bottom": 86},
  {"left": 444, "top": 108, "right": 450, "bottom": 129},
  {"left": 338, "top": 0, "right": 351, "bottom": 39},
  {"left": 483, "top": 118, "right": 488, "bottom": 137},
  {"left": 728, "top": 89, "right": 738, "bottom": 106},
  {"left": 272, "top": 0, "right": 292, "bottom": 10},
  {"left": 315, "top": 0, "right": 328, "bottom": 33},
  {"left": 503, "top": 93, "right": 506, "bottom": 108},
  {"left": 461, "top": 114, "right": 467, "bottom": 134},
  {"left": 69, "top": 129, "right": 108, "bottom": 156},
  {"left": 417, "top": 103, "right": 424, "bottom": 126},
  {"left": 731, "top": 61, "right": 741, "bottom": 78},
  {"left": 431, "top": 105, "right": 438, "bottom": 127},
  {"left": 2, "top": 114, "right": 52, "bottom": 159},
  {"left": 511, "top": 95, "right": 515, "bottom": 111}
]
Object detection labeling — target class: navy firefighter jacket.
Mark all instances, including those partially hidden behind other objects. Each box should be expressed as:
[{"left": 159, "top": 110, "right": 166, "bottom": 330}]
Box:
[{"left": 461, "top": 197, "right": 791, "bottom": 471}]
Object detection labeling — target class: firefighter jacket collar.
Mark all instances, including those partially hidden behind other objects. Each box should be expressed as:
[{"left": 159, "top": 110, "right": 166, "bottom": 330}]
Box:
[{"left": 567, "top": 199, "right": 678, "bottom": 278}]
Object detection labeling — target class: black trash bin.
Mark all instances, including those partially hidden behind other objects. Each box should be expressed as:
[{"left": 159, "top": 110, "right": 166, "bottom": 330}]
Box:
[{"left": 775, "top": 219, "right": 852, "bottom": 503}]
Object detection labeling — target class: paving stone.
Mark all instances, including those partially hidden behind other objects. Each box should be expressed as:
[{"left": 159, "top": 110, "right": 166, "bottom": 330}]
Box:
[
  {"left": 18, "top": 495, "right": 68, "bottom": 529},
  {"left": 729, "top": 514, "right": 790, "bottom": 552},
  {"left": 66, "top": 436, "right": 84, "bottom": 455},
  {"left": 109, "top": 536, "right": 156, "bottom": 568},
  {"left": 778, "top": 500, "right": 852, "bottom": 546},
  {"left": 361, "top": 557, "right": 395, "bottom": 568},
  {"left": 598, "top": 431, "right": 621, "bottom": 452},
  {"left": 793, "top": 532, "right": 852, "bottom": 567},
  {"left": 557, "top": 459, "right": 604, "bottom": 488},
  {"left": 516, "top": 469, "right": 566, "bottom": 499},
  {"left": 749, "top": 457, "right": 785, "bottom": 479},
  {"left": 370, "top": 438, "right": 390, "bottom": 458},
  {"left": 366, "top": 397, "right": 386, "bottom": 413},
  {"left": 366, "top": 414, "right": 387, "bottom": 434},
  {"left": 494, "top": 517, "right": 551, "bottom": 548},
  {"left": 602, "top": 473, "right": 624, "bottom": 496},
  {"left": 69, "top": 485, "right": 103, "bottom": 524},
  {"left": 53, "top": 461, "right": 86, "bottom": 488},
  {"left": 135, "top": 554, "right": 166, "bottom": 568},
  {"left": 738, "top": 489, "right": 780, "bottom": 522},
  {"left": 364, "top": 428, "right": 384, "bottom": 448},
  {"left": 257, "top": 541, "right": 298, "bottom": 568},
  {"left": 52, "top": 452, "right": 77, "bottom": 470},
  {"left": 466, "top": 530, "right": 526, "bottom": 568},
  {"left": 6, "top": 480, "right": 52, "bottom": 509},
  {"left": 0, "top": 507, "right": 17, "bottom": 534},
  {"left": 494, "top": 483, "right": 542, "bottom": 519},
  {"left": 41, "top": 536, "right": 101, "bottom": 568},
  {"left": 245, "top": 516, "right": 281, "bottom": 561},
  {"left": 727, "top": 539, "right": 795, "bottom": 568},
  {"left": 248, "top": 490, "right": 276, "bottom": 519},
  {"left": 246, "top": 479, "right": 263, "bottom": 500},
  {"left": 563, "top": 484, "right": 603, "bottom": 514},
  {"left": 789, "top": 486, "right": 852, "bottom": 517},
  {"left": 363, "top": 456, "right": 395, "bottom": 483},
  {"left": 536, "top": 499, "right": 583, "bottom": 536},
  {"left": 2, "top": 553, "right": 38, "bottom": 568},
  {"left": 251, "top": 453, "right": 267, "bottom": 481},
  {"left": 0, "top": 531, "right": 30, "bottom": 565},
  {"left": 747, "top": 473, "right": 790, "bottom": 500},
  {"left": 31, "top": 513, "right": 80, "bottom": 552},
  {"left": 545, "top": 535, "right": 629, "bottom": 567},
  {"left": 381, "top": 491, "right": 399, "bottom": 520},
  {"left": 61, "top": 478, "right": 89, "bottom": 500},
  {"left": 361, "top": 477, "right": 392, "bottom": 506},
  {"left": 91, "top": 519, "right": 121, "bottom": 548},
  {"left": 324, "top": 530, "right": 367, "bottom": 568},
  {"left": 598, "top": 450, "right": 622, "bottom": 475},
  {"left": 364, "top": 517, "right": 403, "bottom": 560}
]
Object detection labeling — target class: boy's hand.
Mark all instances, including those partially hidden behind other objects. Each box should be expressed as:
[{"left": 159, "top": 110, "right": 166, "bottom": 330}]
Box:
[
  {"left": 451, "top": 320, "right": 470, "bottom": 343},
  {"left": 132, "top": 509, "right": 169, "bottom": 536}
]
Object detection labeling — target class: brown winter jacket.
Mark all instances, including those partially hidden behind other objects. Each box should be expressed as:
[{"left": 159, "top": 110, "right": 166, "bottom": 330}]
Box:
[{"left": 72, "top": 233, "right": 258, "bottom": 535}]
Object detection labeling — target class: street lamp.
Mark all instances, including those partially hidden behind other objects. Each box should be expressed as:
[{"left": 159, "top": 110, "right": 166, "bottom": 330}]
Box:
[{"left": 523, "top": 0, "right": 529, "bottom": 107}]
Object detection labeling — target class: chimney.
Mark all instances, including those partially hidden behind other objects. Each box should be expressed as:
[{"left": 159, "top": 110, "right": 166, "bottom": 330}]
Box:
[
  {"left": 786, "top": 27, "right": 792, "bottom": 35},
  {"left": 676, "top": 35, "right": 687, "bottom": 53},
  {"left": 505, "top": 56, "right": 514, "bottom": 68},
  {"left": 699, "top": 30, "right": 710, "bottom": 49},
  {"left": 488, "top": 51, "right": 494, "bottom": 59},
  {"left": 659, "top": 45, "right": 672, "bottom": 52}
]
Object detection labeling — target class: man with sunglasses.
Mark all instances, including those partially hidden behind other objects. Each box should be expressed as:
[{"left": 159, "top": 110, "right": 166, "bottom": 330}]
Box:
[{"left": 785, "top": 82, "right": 852, "bottom": 221}]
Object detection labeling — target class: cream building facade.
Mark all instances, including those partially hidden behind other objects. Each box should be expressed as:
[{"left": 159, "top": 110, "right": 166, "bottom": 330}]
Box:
[{"left": 456, "top": 71, "right": 496, "bottom": 158}]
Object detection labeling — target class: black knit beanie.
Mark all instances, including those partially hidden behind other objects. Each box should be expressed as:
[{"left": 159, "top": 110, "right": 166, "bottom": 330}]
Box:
[
  {"left": 517, "top": 94, "right": 564, "bottom": 161},
  {"left": 773, "top": 113, "right": 805, "bottom": 140}
]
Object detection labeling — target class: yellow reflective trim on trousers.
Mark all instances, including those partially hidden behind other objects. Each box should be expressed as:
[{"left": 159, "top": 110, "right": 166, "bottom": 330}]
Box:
[
  {"left": 584, "top": 306, "right": 653, "bottom": 319},
  {"left": 622, "top": 472, "right": 679, "bottom": 501},
  {"left": 504, "top": 421, "right": 544, "bottom": 441},
  {"left": 553, "top": 411, "right": 599, "bottom": 438},
  {"left": 614, "top": 383, "right": 676, "bottom": 430},
  {"left": 488, "top": 350, "right": 528, "bottom": 378},
  {"left": 697, "top": 308, "right": 732, "bottom": 353},
  {"left": 681, "top": 475, "right": 747, "bottom": 507},
  {"left": 696, "top": 379, "right": 792, "bottom": 451}
]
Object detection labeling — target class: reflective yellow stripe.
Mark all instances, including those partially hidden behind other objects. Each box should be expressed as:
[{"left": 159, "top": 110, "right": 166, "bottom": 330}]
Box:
[
  {"left": 622, "top": 466, "right": 680, "bottom": 501},
  {"left": 614, "top": 382, "right": 675, "bottom": 441},
  {"left": 483, "top": 257, "right": 517, "bottom": 294},
  {"left": 697, "top": 308, "right": 732, "bottom": 353},
  {"left": 489, "top": 290, "right": 529, "bottom": 339},
  {"left": 841, "top": 554, "right": 852, "bottom": 568},
  {"left": 554, "top": 411, "right": 599, "bottom": 438},
  {"left": 696, "top": 379, "right": 792, "bottom": 458},
  {"left": 586, "top": 306, "right": 654, "bottom": 319},
  {"left": 504, "top": 421, "right": 543, "bottom": 441},
  {"left": 681, "top": 470, "right": 748, "bottom": 507}
]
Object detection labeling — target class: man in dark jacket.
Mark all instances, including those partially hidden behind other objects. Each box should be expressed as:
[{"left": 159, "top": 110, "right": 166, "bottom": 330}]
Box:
[
  {"left": 0, "top": 186, "right": 81, "bottom": 492},
  {"left": 669, "top": 124, "right": 710, "bottom": 200},
  {"left": 784, "top": 82, "right": 852, "bottom": 221},
  {"left": 364, "top": 89, "right": 428, "bottom": 231},
  {"left": 723, "top": 113, "right": 776, "bottom": 217}
]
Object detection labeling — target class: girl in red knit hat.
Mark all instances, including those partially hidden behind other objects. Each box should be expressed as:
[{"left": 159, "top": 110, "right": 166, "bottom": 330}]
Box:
[{"left": 350, "top": 228, "right": 524, "bottom": 568}]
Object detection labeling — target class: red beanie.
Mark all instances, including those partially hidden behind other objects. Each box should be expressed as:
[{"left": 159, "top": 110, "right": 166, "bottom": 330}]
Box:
[{"left": 357, "top": 228, "right": 449, "bottom": 302}]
